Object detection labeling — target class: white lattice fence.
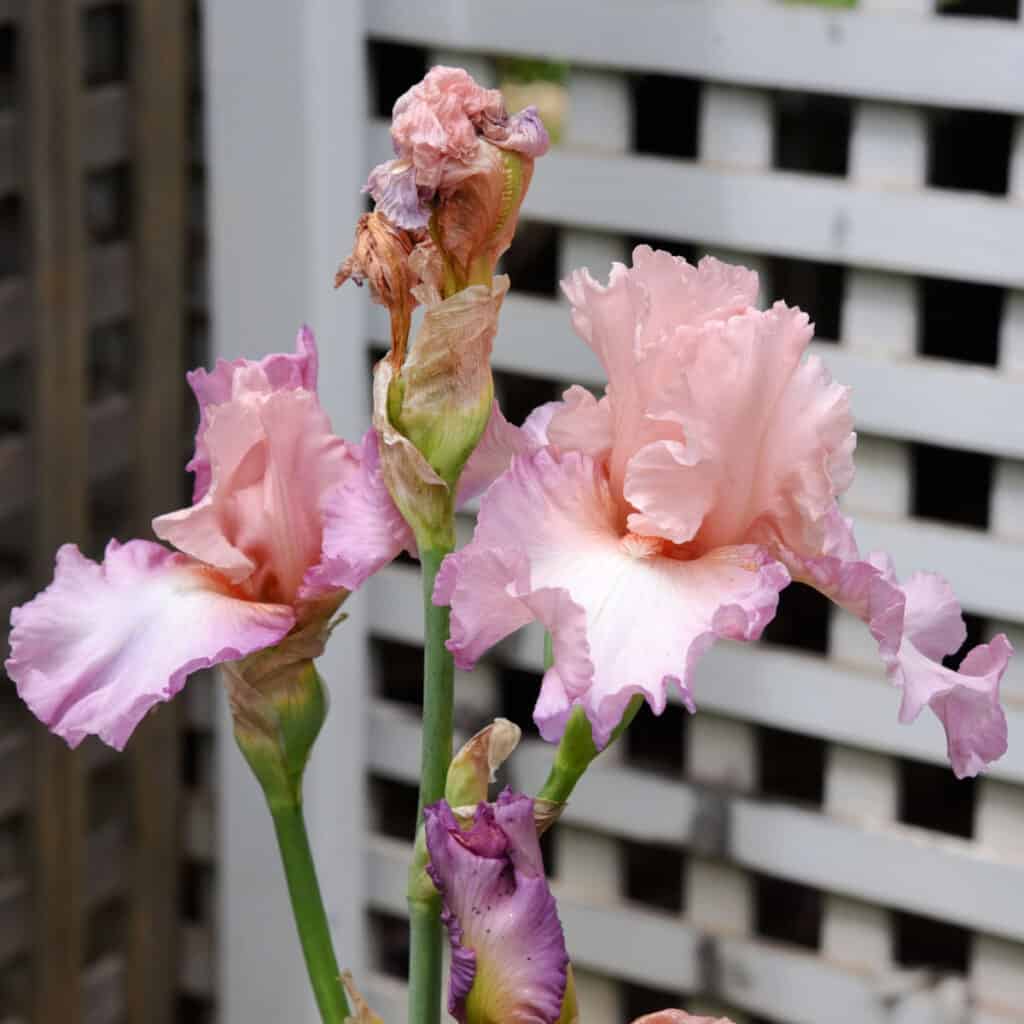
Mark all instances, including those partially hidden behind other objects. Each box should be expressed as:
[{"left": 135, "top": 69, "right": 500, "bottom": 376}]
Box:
[{"left": 205, "top": 2, "right": 1024, "bottom": 1022}]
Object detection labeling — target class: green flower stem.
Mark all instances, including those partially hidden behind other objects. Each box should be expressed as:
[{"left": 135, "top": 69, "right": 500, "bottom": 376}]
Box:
[
  {"left": 269, "top": 798, "right": 350, "bottom": 1023},
  {"left": 535, "top": 697, "right": 643, "bottom": 805},
  {"left": 408, "top": 542, "right": 456, "bottom": 1024}
]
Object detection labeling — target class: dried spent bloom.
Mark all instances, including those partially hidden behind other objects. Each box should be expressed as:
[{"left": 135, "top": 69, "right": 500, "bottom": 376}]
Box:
[
  {"left": 425, "top": 790, "right": 570, "bottom": 1024},
  {"left": 365, "top": 65, "right": 549, "bottom": 291},
  {"left": 6, "top": 330, "right": 413, "bottom": 749},
  {"left": 435, "top": 248, "right": 1011, "bottom": 778},
  {"left": 336, "top": 212, "right": 421, "bottom": 366}
]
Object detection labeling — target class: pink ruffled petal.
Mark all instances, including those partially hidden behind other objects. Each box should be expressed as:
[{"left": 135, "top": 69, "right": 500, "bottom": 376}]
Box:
[
  {"left": 5, "top": 541, "right": 294, "bottom": 750},
  {"left": 632, "top": 1014, "right": 734, "bottom": 1024},
  {"left": 456, "top": 401, "right": 541, "bottom": 506},
  {"left": 783, "top": 508, "right": 1010, "bottom": 778},
  {"left": 155, "top": 386, "right": 350, "bottom": 608},
  {"left": 186, "top": 326, "right": 318, "bottom": 502},
  {"left": 301, "top": 429, "right": 415, "bottom": 596},
  {"left": 546, "top": 385, "right": 614, "bottom": 457},
  {"left": 437, "top": 449, "right": 789, "bottom": 747}
]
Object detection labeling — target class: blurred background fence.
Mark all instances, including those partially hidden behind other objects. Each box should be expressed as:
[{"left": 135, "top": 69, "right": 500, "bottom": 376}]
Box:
[
  {"left": 0, "top": 1, "right": 216, "bottom": 1022},
  {"left": 4, "top": 0, "right": 1024, "bottom": 1022}
]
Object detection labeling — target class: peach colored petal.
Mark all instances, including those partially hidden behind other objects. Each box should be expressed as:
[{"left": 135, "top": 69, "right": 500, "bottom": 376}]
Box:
[{"left": 155, "top": 387, "right": 350, "bottom": 608}]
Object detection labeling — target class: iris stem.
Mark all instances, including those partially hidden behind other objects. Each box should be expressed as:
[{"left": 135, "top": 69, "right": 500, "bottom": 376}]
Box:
[
  {"left": 268, "top": 799, "right": 350, "bottom": 1023},
  {"left": 408, "top": 543, "right": 456, "bottom": 1024}
]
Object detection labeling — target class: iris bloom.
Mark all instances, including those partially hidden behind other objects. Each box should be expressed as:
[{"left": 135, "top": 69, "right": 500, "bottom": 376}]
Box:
[
  {"left": 436, "top": 249, "right": 1011, "bottom": 778},
  {"left": 424, "top": 789, "right": 570, "bottom": 1024},
  {"left": 5, "top": 330, "right": 411, "bottom": 749}
]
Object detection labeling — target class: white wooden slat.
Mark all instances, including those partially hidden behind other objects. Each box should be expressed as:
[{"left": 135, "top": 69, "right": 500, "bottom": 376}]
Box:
[
  {"left": 369, "top": 566, "right": 1024, "bottom": 784},
  {"left": 372, "top": 293, "right": 1024, "bottom": 461},
  {"left": 369, "top": 118, "right": 1024, "bottom": 289},
  {"left": 364, "top": 834, "right": 1017, "bottom": 1024},
  {"left": 368, "top": 699, "right": 1024, "bottom": 946},
  {"left": 366, "top": 0, "right": 1024, "bottom": 116}
]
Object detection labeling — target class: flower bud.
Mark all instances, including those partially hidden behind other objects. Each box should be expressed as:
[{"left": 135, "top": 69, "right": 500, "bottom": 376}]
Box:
[
  {"left": 445, "top": 717, "right": 522, "bottom": 811},
  {"left": 226, "top": 598, "right": 344, "bottom": 807},
  {"left": 425, "top": 790, "right": 570, "bottom": 1024},
  {"left": 336, "top": 212, "right": 421, "bottom": 367}
]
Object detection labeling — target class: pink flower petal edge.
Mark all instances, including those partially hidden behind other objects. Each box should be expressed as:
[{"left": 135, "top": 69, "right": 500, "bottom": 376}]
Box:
[
  {"left": 783, "top": 509, "right": 1011, "bottom": 779},
  {"left": 5, "top": 541, "right": 294, "bottom": 750}
]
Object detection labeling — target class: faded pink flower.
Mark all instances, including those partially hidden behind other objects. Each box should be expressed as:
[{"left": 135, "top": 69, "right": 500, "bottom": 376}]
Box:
[
  {"left": 436, "top": 248, "right": 1011, "bottom": 778},
  {"left": 5, "top": 329, "right": 412, "bottom": 749},
  {"left": 366, "top": 65, "right": 549, "bottom": 232}
]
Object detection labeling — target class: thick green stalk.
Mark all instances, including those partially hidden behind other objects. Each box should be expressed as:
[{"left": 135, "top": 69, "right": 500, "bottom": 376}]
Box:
[
  {"left": 408, "top": 542, "right": 456, "bottom": 1024},
  {"left": 269, "top": 799, "right": 350, "bottom": 1023}
]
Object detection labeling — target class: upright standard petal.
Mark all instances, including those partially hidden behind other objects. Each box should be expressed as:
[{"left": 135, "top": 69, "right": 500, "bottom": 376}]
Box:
[
  {"left": 437, "top": 449, "right": 789, "bottom": 747},
  {"left": 424, "top": 791, "right": 569, "bottom": 1024},
  {"left": 155, "top": 386, "right": 351, "bottom": 609},
  {"left": 186, "top": 326, "right": 319, "bottom": 501},
  {"left": 5, "top": 541, "right": 294, "bottom": 749}
]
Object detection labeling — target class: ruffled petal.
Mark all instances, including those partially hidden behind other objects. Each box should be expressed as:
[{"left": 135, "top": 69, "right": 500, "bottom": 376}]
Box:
[
  {"left": 484, "top": 105, "right": 551, "bottom": 157},
  {"left": 437, "top": 449, "right": 789, "bottom": 747},
  {"left": 186, "top": 326, "right": 318, "bottom": 502},
  {"left": 783, "top": 508, "right": 1010, "bottom": 778},
  {"left": 632, "top": 1014, "right": 734, "bottom": 1024},
  {"left": 895, "top": 574, "right": 1010, "bottom": 779},
  {"left": 363, "top": 159, "right": 430, "bottom": 231},
  {"left": 5, "top": 541, "right": 294, "bottom": 749},
  {"left": 301, "top": 429, "right": 414, "bottom": 596},
  {"left": 546, "top": 385, "right": 613, "bottom": 458},
  {"left": 155, "top": 386, "right": 350, "bottom": 608},
  {"left": 424, "top": 791, "right": 568, "bottom": 1024},
  {"left": 456, "top": 401, "right": 547, "bottom": 505},
  {"left": 639, "top": 306, "right": 853, "bottom": 557}
]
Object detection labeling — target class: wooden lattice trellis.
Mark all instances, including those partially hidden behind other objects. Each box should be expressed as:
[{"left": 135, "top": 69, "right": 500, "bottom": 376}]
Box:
[{"left": 0, "top": 2, "right": 214, "bottom": 1022}]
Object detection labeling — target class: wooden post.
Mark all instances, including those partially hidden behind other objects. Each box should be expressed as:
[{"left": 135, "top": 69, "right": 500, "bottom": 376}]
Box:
[
  {"left": 25, "top": 1, "right": 87, "bottom": 1021},
  {"left": 128, "top": 1, "right": 189, "bottom": 1022}
]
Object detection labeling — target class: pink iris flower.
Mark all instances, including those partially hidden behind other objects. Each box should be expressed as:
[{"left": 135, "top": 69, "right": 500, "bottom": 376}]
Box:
[
  {"left": 436, "top": 248, "right": 1011, "bottom": 778},
  {"left": 5, "top": 329, "right": 412, "bottom": 750}
]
